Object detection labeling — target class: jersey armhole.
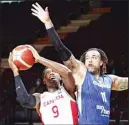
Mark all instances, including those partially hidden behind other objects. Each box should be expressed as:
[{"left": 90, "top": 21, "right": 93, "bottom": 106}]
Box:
[
  {"left": 60, "top": 86, "right": 76, "bottom": 102},
  {"left": 103, "top": 74, "right": 113, "bottom": 88},
  {"left": 76, "top": 70, "right": 88, "bottom": 88},
  {"left": 33, "top": 93, "right": 41, "bottom": 108}
]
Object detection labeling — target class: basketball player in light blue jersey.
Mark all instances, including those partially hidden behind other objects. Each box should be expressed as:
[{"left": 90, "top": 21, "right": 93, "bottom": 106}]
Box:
[{"left": 31, "top": 3, "right": 128, "bottom": 125}]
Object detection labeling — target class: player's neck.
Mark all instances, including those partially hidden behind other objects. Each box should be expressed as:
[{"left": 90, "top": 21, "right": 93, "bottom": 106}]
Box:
[
  {"left": 48, "top": 88, "right": 57, "bottom": 92},
  {"left": 94, "top": 70, "right": 101, "bottom": 79}
]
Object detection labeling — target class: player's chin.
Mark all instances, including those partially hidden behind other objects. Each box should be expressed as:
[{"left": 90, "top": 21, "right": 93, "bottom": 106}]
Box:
[
  {"left": 50, "top": 80, "right": 58, "bottom": 86},
  {"left": 50, "top": 79, "right": 57, "bottom": 83}
]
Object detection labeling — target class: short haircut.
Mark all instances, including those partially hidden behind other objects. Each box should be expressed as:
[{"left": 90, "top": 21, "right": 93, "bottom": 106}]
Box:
[{"left": 41, "top": 67, "right": 48, "bottom": 79}]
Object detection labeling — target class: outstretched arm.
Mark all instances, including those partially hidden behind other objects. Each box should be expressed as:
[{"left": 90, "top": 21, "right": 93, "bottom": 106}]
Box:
[
  {"left": 39, "top": 56, "right": 76, "bottom": 97},
  {"left": 109, "top": 74, "right": 128, "bottom": 91},
  {"left": 8, "top": 53, "right": 40, "bottom": 108},
  {"left": 31, "top": 2, "right": 81, "bottom": 73},
  {"left": 27, "top": 45, "right": 76, "bottom": 99}
]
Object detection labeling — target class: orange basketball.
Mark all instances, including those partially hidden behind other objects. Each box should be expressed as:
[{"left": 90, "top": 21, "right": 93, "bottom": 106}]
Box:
[{"left": 12, "top": 45, "right": 35, "bottom": 70}]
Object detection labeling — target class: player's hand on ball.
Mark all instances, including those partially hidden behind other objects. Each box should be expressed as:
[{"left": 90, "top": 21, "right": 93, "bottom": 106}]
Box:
[
  {"left": 8, "top": 52, "right": 18, "bottom": 72},
  {"left": 31, "top": 2, "right": 50, "bottom": 24},
  {"left": 26, "top": 45, "right": 40, "bottom": 63}
]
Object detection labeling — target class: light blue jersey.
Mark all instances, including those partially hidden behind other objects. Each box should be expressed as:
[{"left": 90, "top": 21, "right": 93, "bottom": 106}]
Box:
[{"left": 77, "top": 72, "right": 113, "bottom": 125}]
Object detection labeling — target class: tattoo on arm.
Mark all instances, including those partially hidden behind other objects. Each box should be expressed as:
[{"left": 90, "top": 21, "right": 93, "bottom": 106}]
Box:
[{"left": 117, "top": 78, "right": 128, "bottom": 90}]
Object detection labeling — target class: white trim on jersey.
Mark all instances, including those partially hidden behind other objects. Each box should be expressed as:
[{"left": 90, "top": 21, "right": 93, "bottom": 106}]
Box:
[
  {"left": 33, "top": 93, "right": 41, "bottom": 107},
  {"left": 77, "top": 85, "right": 82, "bottom": 115},
  {"left": 59, "top": 85, "right": 76, "bottom": 102}
]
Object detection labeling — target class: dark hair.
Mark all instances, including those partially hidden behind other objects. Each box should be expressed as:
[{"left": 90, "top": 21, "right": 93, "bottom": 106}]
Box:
[
  {"left": 41, "top": 67, "right": 49, "bottom": 91},
  {"left": 80, "top": 48, "right": 108, "bottom": 74},
  {"left": 42, "top": 67, "right": 48, "bottom": 79}
]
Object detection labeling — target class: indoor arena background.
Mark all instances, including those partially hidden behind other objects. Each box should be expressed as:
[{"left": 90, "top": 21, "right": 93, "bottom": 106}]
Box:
[{"left": 0, "top": 0, "right": 128, "bottom": 125}]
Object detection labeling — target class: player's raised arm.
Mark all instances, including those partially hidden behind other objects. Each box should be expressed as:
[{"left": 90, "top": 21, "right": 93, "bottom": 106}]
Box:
[
  {"left": 31, "top": 2, "right": 84, "bottom": 73},
  {"left": 28, "top": 45, "right": 76, "bottom": 99},
  {"left": 8, "top": 53, "right": 40, "bottom": 108}
]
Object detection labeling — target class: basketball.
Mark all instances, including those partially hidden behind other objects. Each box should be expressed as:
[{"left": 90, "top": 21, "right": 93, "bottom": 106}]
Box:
[{"left": 12, "top": 45, "right": 35, "bottom": 70}]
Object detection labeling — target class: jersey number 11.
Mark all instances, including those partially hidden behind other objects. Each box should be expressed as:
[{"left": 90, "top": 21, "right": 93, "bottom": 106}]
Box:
[{"left": 100, "top": 92, "right": 107, "bottom": 103}]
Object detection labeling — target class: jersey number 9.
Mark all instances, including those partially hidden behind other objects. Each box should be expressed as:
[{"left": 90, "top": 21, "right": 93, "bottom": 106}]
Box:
[{"left": 52, "top": 105, "right": 59, "bottom": 118}]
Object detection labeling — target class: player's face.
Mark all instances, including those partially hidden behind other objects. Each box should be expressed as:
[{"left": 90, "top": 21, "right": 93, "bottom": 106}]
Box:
[
  {"left": 85, "top": 50, "right": 103, "bottom": 73},
  {"left": 43, "top": 68, "right": 61, "bottom": 88}
]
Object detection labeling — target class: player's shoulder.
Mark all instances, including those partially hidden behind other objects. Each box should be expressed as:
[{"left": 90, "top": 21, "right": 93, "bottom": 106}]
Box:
[
  {"left": 59, "top": 86, "right": 76, "bottom": 101},
  {"left": 32, "top": 93, "right": 41, "bottom": 108},
  {"left": 40, "top": 91, "right": 53, "bottom": 98},
  {"left": 101, "top": 74, "right": 113, "bottom": 86},
  {"left": 102, "top": 74, "right": 113, "bottom": 81},
  {"left": 33, "top": 92, "right": 49, "bottom": 100},
  {"left": 33, "top": 93, "right": 41, "bottom": 97}
]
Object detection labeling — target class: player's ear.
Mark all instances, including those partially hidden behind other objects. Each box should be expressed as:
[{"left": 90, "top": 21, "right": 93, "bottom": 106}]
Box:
[
  {"left": 43, "top": 78, "right": 46, "bottom": 85},
  {"left": 100, "top": 60, "right": 103, "bottom": 66}
]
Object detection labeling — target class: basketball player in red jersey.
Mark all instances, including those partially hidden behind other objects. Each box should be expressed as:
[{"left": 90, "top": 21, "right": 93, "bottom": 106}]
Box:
[{"left": 8, "top": 46, "right": 78, "bottom": 125}]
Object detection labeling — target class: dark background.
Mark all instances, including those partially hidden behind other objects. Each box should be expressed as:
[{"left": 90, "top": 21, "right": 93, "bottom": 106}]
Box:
[{"left": 0, "top": 0, "right": 129, "bottom": 125}]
